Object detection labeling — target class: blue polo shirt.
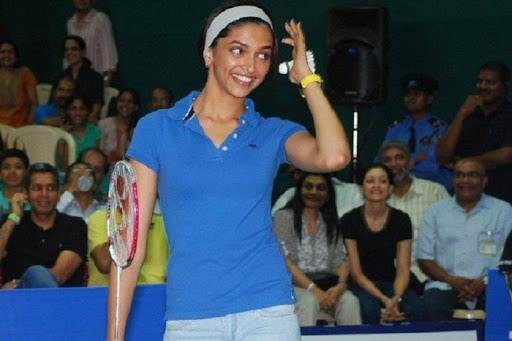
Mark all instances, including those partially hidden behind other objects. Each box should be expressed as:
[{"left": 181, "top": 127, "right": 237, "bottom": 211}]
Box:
[{"left": 127, "top": 91, "right": 305, "bottom": 320}]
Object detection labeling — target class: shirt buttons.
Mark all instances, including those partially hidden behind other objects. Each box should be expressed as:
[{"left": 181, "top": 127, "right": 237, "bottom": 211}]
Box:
[
  {"left": 221, "top": 146, "right": 228, "bottom": 151},
  {"left": 233, "top": 133, "right": 238, "bottom": 139}
]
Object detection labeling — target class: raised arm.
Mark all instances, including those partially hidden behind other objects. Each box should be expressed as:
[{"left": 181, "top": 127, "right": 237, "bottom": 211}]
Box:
[
  {"left": 281, "top": 20, "right": 351, "bottom": 173},
  {"left": 437, "top": 95, "right": 479, "bottom": 166},
  {"left": 107, "top": 159, "right": 157, "bottom": 340}
]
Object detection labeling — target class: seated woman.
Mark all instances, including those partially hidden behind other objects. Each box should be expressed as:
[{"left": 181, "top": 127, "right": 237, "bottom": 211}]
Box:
[
  {"left": 98, "top": 88, "right": 140, "bottom": 169},
  {"left": 56, "top": 160, "right": 104, "bottom": 223},
  {"left": 0, "top": 39, "right": 38, "bottom": 127},
  {"left": 340, "top": 164, "right": 426, "bottom": 324},
  {"left": 273, "top": 172, "right": 361, "bottom": 326},
  {"left": 55, "top": 35, "right": 103, "bottom": 123}
]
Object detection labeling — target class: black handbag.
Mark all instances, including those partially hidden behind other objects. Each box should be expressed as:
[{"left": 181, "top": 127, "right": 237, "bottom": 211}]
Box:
[{"left": 306, "top": 272, "right": 339, "bottom": 291}]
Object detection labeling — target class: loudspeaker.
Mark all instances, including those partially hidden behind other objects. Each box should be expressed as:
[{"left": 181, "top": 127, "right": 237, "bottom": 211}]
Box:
[{"left": 325, "top": 6, "right": 388, "bottom": 105}]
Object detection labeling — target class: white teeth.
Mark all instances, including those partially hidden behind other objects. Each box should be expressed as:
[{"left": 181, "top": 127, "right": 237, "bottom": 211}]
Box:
[{"left": 233, "top": 74, "right": 252, "bottom": 83}]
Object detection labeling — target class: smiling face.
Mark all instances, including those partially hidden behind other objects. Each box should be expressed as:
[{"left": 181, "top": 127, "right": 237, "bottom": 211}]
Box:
[
  {"left": 0, "top": 42, "right": 17, "bottom": 69},
  {"left": 380, "top": 146, "right": 411, "bottom": 185},
  {"left": 1, "top": 157, "right": 27, "bottom": 188},
  {"left": 28, "top": 172, "right": 60, "bottom": 215},
  {"left": 361, "top": 166, "right": 394, "bottom": 203},
  {"left": 453, "top": 159, "right": 487, "bottom": 205},
  {"left": 300, "top": 174, "right": 329, "bottom": 209},
  {"left": 116, "top": 91, "right": 139, "bottom": 119},
  {"left": 476, "top": 69, "right": 507, "bottom": 106},
  {"left": 64, "top": 38, "right": 85, "bottom": 66},
  {"left": 204, "top": 22, "right": 273, "bottom": 99},
  {"left": 67, "top": 98, "right": 90, "bottom": 127}
]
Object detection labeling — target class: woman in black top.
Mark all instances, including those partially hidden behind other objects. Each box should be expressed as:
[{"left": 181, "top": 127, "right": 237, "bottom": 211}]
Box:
[{"left": 340, "top": 164, "right": 426, "bottom": 324}]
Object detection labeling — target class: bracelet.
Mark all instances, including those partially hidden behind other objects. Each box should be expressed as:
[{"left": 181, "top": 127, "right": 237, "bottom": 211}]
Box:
[
  {"left": 7, "top": 212, "right": 20, "bottom": 225},
  {"left": 306, "top": 282, "right": 316, "bottom": 292},
  {"left": 11, "top": 279, "right": 21, "bottom": 288},
  {"left": 300, "top": 74, "right": 322, "bottom": 89}
]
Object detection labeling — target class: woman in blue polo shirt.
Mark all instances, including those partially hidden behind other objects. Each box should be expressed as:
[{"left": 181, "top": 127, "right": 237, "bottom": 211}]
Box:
[{"left": 107, "top": 1, "right": 351, "bottom": 340}]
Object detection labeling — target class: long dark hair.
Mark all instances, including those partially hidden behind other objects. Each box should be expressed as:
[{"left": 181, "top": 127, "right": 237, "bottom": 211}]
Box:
[{"left": 284, "top": 172, "right": 340, "bottom": 244}]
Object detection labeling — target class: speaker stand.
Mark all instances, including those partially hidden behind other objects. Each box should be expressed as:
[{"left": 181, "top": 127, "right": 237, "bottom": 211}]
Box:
[{"left": 351, "top": 105, "right": 360, "bottom": 183}]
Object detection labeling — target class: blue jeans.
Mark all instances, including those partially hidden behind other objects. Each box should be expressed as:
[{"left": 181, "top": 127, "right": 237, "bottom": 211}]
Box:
[
  {"left": 18, "top": 265, "right": 59, "bottom": 288},
  {"left": 423, "top": 288, "right": 486, "bottom": 321},
  {"left": 350, "top": 281, "right": 427, "bottom": 324},
  {"left": 163, "top": 305, "right": 301, "bottom": 341}
]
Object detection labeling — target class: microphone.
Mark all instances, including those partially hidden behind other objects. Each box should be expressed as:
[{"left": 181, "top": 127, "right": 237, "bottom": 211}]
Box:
[{"left": 278, "top": 50, "right": 316, "bottom": 74}]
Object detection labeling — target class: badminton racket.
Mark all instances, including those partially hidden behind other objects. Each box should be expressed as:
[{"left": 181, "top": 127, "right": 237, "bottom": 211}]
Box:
[{"left": 107, "top": 160, "right": 139, "bottom": 341}]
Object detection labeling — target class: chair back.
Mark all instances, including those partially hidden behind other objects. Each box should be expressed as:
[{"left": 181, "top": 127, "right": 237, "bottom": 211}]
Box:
[
  {"left": 7, "top": 125, "right": 76, "bottom": 167},
  {"left": 100, "top": 86, "right": 119, "bottom": 119},
  {"left": 35, "top": 83, "right": 53, "bottom": 105},
  {"left": 0, "top": 123, "right": 16, "bottom": 147}
]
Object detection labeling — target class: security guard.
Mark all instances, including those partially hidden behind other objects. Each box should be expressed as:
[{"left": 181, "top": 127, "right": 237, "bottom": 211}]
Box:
[{"left": 377, "top": 73, "right": 452, "bottom": 191}]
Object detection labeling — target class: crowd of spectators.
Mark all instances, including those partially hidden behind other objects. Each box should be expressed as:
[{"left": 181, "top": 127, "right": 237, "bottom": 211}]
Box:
[{"left": 0, "top": 0, "right": 511, "bottom": 333}]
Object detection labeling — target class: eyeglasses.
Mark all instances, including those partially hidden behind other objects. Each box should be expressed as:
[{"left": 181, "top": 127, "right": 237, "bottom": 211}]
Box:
[
  {"left": 453, "top": 171, "right": 485, "bottom": 179},
  {"left": 29, "top": 184, "right": 59, "bottom": 192}
]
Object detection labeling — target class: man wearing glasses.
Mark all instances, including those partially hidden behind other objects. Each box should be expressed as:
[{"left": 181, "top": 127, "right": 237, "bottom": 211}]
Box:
[
  {"left": 416, "top": 158, "right": 512, "bottom": 320},
  {"left": 0, "top": 163, "right": 88, "bottom": 289}
]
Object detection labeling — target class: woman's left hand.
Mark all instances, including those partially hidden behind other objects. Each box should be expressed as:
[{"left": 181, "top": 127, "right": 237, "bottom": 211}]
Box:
[
  {"left": 381, "top": 296, "right": 406, "bottom": 322},
  {"left": 281, "top": 19, "right": 313, "bottom": 84},
  {"left": 326, "top": 282, "right": 346, "bottom": 303}
]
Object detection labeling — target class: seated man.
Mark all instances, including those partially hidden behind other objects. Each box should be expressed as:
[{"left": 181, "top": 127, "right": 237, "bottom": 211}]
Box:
[
  {"left": 437, "top": 61, "right": 512, "bottom": 203},
  {"left": 78, "top": 147, "right": 109, "bottom": 204},
  {"left": 379, "top": 140, "right": 449, "bottom": 294},
  {"left": 0, "top": 163, "right": 87, "bottom": 288},
  {"left": 499, "top": 230, "right": 512, "bottom": 291},
  {"left": 57, "top": 161, "right": 105, "bottom": 223},
  {"left": 87, "top": 198, "right": 169, "bottom": 286},
  {"left": 416, "top": 158, "right": 512, "bottom": 320},
  {"left": 34, "top": 74, "right": 76, "bottom": 126}
]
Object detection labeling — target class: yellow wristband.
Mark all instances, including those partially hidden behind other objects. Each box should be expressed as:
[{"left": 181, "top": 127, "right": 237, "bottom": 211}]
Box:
[{"left": 300, "top": 74, "right": 322, "bottom": 89}]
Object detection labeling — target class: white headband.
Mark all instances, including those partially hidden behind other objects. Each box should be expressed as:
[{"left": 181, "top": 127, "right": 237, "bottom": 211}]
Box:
[{"left": 203, "top": 5, "right": 273, "bottom": 56}]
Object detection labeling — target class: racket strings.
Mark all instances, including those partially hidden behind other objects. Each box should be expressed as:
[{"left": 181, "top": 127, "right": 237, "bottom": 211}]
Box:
[{"left": 108, "top": 162, "right": 138, "bottom": 268}]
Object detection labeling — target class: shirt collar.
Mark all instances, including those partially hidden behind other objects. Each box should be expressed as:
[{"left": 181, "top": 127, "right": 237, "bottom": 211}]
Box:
[{"left": 165, "top": 91, "right": 261, "bottom": 126}]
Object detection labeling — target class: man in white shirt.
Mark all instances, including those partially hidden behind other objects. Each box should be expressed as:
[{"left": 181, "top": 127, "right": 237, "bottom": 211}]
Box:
[{"left": 379, "top": 140, "right": 450, "bottom": 294}]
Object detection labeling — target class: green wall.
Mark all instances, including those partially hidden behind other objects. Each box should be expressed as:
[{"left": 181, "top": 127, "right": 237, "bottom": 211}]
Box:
[{"left": 3, "top": 0, "right": 512, "bottom": 182}]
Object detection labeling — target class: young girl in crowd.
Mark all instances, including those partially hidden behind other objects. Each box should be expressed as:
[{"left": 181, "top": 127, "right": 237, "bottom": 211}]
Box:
[{"left": 64, "top": 94, "right": 101, "bottom": 158}]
